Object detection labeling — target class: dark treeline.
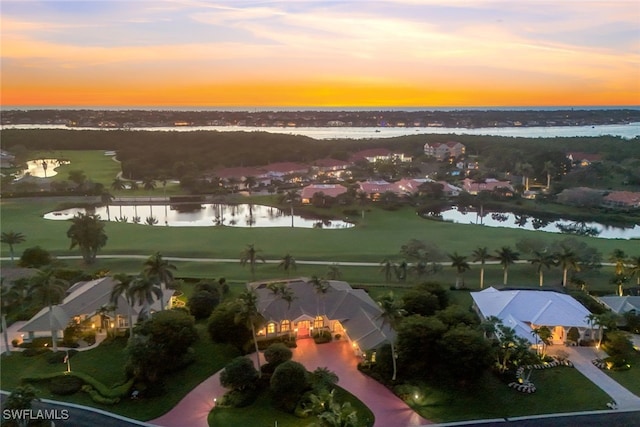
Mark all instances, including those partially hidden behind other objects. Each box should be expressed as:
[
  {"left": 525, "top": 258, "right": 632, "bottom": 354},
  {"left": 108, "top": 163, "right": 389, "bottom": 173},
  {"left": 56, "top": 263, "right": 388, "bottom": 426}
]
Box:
[{"left": 2, "top": 129, "right": 639, "bottom": 181}]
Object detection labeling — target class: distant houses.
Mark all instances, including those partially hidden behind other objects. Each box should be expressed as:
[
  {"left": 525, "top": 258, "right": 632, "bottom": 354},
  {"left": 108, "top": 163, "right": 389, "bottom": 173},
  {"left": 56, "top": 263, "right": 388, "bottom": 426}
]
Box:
[
  {"left": 462, "top": 178, "right": 513, "bottom": 196},
  {"left": 301, "top": 184, "right": 348, "bottom": 204},
  {"left": 602, "top": 191, "right": 640, "bottom": 209},
  {"left": 424, "top": 141, "right": 466, "bottom": 161}
]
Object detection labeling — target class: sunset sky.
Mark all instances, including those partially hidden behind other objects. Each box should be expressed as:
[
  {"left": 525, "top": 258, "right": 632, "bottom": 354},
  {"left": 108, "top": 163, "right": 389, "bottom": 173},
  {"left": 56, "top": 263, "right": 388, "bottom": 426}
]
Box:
[{"left": 1, "top": 1, "right": 639, "bottom": 108}]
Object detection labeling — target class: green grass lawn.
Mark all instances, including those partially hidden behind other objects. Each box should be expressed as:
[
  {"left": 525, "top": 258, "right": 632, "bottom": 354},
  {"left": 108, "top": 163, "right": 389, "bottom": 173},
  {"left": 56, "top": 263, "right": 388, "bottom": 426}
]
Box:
[
  {"left": 601, "top": 349, "right": 640, "bottom": 397},
  {"left": 209, "top": 385, "right": 374, "bottom": 427},
  {"left": 31, "top": 150, "right": 122, "bottom": 186},
  {"left": 0, "top": 325, "right": 240, "bottom": 421},
  {"left": 406, "top": 367, "right": 611, "bottom": 423}
]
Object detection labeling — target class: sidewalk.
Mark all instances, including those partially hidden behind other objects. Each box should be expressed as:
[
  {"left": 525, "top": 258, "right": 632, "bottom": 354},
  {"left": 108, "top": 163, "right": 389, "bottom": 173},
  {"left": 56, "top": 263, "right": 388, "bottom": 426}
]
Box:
[{"left": 549, "top": 346, "right": 640, "bottom": 410}]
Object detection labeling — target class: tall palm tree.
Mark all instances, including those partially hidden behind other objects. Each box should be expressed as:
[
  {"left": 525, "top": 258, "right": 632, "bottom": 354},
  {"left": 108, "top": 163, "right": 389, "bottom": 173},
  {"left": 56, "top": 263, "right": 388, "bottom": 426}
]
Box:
[
  {"left": 283, "top": 189, "right": 300, "bottom": 227},
  {"left": 128, "top": 274, "right": 162, "bottom": 321},
  {"left": 611, "top": 273, "right": 629, "bottom": 297},
  {"left": 143, "top": 252, "right": 176, "bottom": 310},
  {"left": 244, "top": 176, "right": 257, "bottom": 193},
  {"left": 29, "top": 270, "right": 68, "bottom": 352},
  {"left": 448, "top": 252, "right": 470, "bottom": 289},
  {"left": 515, "top": 162, "right": 534, "bottom": 192},
  {"left": 628, "top": 255, "right": 640, "bottom": 285},
  {"left": 530, "top": 250, "right": 556, "bottom": 287},
  {"left": 240, "top": 244, "right": 265, "bottom": 280},
  {"left": 555, "top": 245, "right": 580, "bottom": 287},
  {"left": 66, "top": 213, "right": 108, "bottom": 265},
  {"left": 376, "top": 292, "right": 406, "bottom": 381},
  {"left": 495, "top": 246, "right": 519, "bottom": 286},
  {"left": 278, "top": 253, "right": 296, "bottom": 276},
  {"left": 472, "top": 247, "right": 490, "bottom": 289},
  {"left": 379, "top": 258, "right": 394, "bottom": 283},
  {"left": 267, "top": 283, "right": 296, "bottom": 337},
  {"left": 100, "top": 191, "right": 114, "bottom": 221},
  {"left": 311, "top": 276, "right": 330, "bottom": 316},
  {"left": 235, "top": 290, "right": 263, "bottom": 375},
  {"left": 1, "top": 231, "right": 26, "bottom": 262},
  {"left": 542, "top": 161, "right": 555, "bottom": 191},
  {"left": 609, "top": 249, "right": 627, "bottom": 276},
  {"left": 110, "top": 273, "right": 135, "bottom": 338}
]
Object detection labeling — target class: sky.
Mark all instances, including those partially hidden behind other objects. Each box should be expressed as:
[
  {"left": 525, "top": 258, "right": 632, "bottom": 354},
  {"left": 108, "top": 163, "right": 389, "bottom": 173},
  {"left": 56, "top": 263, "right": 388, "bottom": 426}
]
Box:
[{"left": 1, "top": 0, "right": 639, "bottom": 108}]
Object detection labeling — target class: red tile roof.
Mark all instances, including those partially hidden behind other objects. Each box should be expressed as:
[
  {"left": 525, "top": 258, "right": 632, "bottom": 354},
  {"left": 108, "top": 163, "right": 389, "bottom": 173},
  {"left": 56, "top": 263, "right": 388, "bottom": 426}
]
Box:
[{"left": 301, "top": 184, "right": 348, "bottom": 199}]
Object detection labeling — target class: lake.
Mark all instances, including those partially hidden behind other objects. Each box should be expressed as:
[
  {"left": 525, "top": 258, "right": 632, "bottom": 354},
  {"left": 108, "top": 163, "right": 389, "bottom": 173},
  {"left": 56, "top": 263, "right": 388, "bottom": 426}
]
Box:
[
  {"left": 4, "top": 123, "right": 639, "bottom": 139},
  {"left": 429, "top": 207, "right": 640, "bottom": 240},
  {"left": 43, "top": 203, "right": 354, "bottom": 229}
]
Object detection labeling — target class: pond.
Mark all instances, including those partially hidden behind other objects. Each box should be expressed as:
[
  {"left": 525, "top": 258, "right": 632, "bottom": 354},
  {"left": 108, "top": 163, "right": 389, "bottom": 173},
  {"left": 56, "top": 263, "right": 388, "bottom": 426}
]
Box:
[
  {"left": 43, "top": 203, "right": 354, "bottom": 229},
  {"left": 425, "top": 207, "right": 640, "bottom": 240},
  {"left": 15, "top": 158, "right": 69, "bottom": 179}
]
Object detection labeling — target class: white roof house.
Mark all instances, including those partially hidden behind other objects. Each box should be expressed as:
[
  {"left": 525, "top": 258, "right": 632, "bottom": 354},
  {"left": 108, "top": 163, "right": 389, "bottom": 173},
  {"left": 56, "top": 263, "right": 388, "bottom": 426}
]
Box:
[
  {"left": 471, "top": 287, "right": 593, "bottom": 344},
  {"left": 597, "top": 296, "right": 640, "bottom": 315}
]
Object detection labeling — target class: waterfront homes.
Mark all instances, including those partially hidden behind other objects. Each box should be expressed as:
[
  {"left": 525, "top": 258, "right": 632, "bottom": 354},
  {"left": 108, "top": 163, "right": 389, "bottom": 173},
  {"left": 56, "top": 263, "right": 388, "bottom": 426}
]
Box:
[
  {"left": 566, "top": 151, "right": 602, "bottom": 167},
  {"left": 349, "top": 148, "right": 411, "bottom": 163},
  {"left": 18, "top": 277, "right": 174, "bottom": 343},
  {"left": 601, "top": 191, "right": 640, "bottom": 209},
  {"left": 248, "top": 278, "right": 394, "bottom": 356},
  {"left": 424, "top": 141, "right": 466, "bottom": 161},
  {"left": 301, "top": 184, "right": 348, "bottom": 204},
  {"left": 471, "top": 287, "right": 595, "bottom": 346},
  {"left": 462, "top": 178, "right": 513, "bottom": 195}
]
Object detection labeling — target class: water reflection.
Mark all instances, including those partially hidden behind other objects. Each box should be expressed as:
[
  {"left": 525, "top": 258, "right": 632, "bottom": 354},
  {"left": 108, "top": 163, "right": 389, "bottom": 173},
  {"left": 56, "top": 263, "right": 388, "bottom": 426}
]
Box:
[
  {"left": 44, "top": 203, "right": 354, "bottom": 229},
  {"left": 427, "top": 208, "right": 640, "bottom": 240},
  {"left": 15, "top": 158, "right": 69, "bottom": 179}
]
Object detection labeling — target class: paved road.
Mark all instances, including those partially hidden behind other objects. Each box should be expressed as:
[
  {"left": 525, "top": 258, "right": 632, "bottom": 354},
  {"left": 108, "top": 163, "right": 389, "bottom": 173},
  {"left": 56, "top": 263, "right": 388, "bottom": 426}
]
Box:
[{"left": 429, "top": 410, "right": 640, "bottom": 427}]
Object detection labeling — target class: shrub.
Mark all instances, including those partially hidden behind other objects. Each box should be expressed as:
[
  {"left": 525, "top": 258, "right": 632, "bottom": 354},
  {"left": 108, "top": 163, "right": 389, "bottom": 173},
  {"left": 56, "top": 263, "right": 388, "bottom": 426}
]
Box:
[
  {"left": 313, "top": 330, "right": 332, "bottom": 344},
  {"left": 19, "top": 337, "right": 53, "bottom": 348},
  {"left": 18, "top": 246, "right": 53, "bottom": 268},
  {"left": 264, "top": 343, "right": 292, "bottom": 367},
  {"left": 220, "top": 357, "right": 259, "bottom": 391},
  {"left": 208, "top": 302, "right": 253, "bottom": 352},
  {"left": 256, "top": 335, "right": 297, "bottom": 350},
  {"left": 49, "top": 375, "right": 84, "bottom": 395},
  {"left": 81, "top": 385, "right": 120, "bottom": 405},
  {"left": 11, "top": 339, "right": 19, "bottom": 348},
  {"left": 188, "top": 290, "right": 220, "bottom": 321},
  {"left": 82, "top": 330, "right": 97, "bottom": 345},
  {"left": 270, "top": 361, "right": 309, "bottom": 413},
  {"left": 22, "top": 348, "right": 52, "bottom": 357},
  {"left": 604, "top": 331, "right": 634, "bottom": 358},
  {"left": 334, "top": 334, "right": 341, "bottom": 340},
  {"left": 220, "top": 387, "right": 260, "bottom": 408},
  {"left": 46, "top": 350, "right": 78, "bottom": 364}
]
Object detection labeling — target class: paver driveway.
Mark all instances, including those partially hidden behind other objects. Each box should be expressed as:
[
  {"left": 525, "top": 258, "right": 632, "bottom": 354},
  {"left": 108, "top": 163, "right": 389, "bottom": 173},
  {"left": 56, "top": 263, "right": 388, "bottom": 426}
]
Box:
[{"left": 292, "top": 338, "right": 430, "bottom": 427}]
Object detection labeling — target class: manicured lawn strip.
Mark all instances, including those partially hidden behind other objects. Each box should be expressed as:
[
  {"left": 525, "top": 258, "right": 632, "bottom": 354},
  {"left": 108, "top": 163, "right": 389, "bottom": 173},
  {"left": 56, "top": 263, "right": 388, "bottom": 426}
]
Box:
[
  {"left": 601, "top": 349, "right": 640, "bottom": 397},
  {"left": 209, "top": 385, "right": 373, "bottom": 427},
  {"left": 31, "top": 150, "right": 122, "bottom": 186},
  {"left": 0, "top": 325, "right": 240, "bottom": 421},
  {"left": 407, "top": 367, "right": 610, "bottom": 423}
]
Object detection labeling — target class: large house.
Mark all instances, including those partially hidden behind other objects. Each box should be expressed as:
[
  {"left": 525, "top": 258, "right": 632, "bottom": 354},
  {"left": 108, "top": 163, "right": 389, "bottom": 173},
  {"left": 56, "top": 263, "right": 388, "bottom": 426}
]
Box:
[
  {"left": 301, "top": 184, "right": 348, "bottom": 204},
  {"left": 18, "top": 277, "right": 175, "bottom": 342},
  {"left": 424, "top": 141, "right": 466, "bottom": 161},
  {"left": 471, "top": 287, "right": 595, "bottom": 346},
  {"left": 462, "top": 178, "right": 513, "bottom": 195},
  {"left": 350, "top": 149, "right": 411, "bottom": 163},
  {"left": 249, "top": 278, "right": 395, "bottom": 356},
  {"left": 601, "top": 191, "right": 640, "bottom": 209}
]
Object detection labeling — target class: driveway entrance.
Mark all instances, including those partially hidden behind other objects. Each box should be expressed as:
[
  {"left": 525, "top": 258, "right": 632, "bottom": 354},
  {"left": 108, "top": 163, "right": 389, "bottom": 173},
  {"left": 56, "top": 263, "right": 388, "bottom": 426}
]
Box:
[{"left": 292, "top": 338, "right": 429, "bottom": 427}]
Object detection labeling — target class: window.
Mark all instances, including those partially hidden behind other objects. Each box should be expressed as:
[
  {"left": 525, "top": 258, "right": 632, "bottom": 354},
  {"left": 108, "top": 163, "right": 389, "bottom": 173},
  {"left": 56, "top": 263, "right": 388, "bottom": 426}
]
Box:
[
  {"left": 370, "top": 351, "right": 377, "bottom": 363},
  {"left": 314, "top": 316, "right": 324, "bottom": 329},
  {"left": 267, "top": 323, "right": 276, "bottom": 334},
  {"left": 118, "top": 317, "right": 128, "bottom": 328},
  {"left": 281, "top": 320, "right": 290, "bottom": 332}
]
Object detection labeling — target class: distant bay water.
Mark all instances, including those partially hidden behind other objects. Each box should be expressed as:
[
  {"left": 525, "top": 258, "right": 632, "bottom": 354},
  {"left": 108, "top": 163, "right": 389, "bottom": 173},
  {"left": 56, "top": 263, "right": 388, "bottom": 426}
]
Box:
[{"left": 2, "top": 122, "right": 639, "bottom": 140}]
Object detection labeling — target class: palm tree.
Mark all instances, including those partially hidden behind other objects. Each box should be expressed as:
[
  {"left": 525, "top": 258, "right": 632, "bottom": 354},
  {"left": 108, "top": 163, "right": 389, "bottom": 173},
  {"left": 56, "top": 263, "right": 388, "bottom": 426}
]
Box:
[
  {"left": 611, "top": 273, "right": 629, "bottom": 297},
  {"left": 5, "top": 385, "right": 40, "bottom": 427},
  {"left": 100, "top": 191, "right": 114, "bottom": 221},
  {"left": 495, "top": 246, "right": 519, "bottom": 286},
  {"left": 326, "top": 264, "right": 342, "bottom": 280},
  {"left": 143, "top": 252, "right": 176, "bottom": 311},
  {"left": 267, "top": 283, "right": 296, "bottom": 337},
  {"left": 555, "top": 245, "right": 580, "bottom": 287},
  {"left": 609, "top": 249, "right": 627, "bottom": 276},
  {"left": 111, "top": 178, "right": 126, "bottom": 191},
  {"left": 379, "top": 258, "right": 394, "bottom": 283},
  {"left": 235, "top": 290, "right": 263, "bottom": 375},
  {"left": 311, "top": 276, "right": 330, "bottom": 316},
  {"left": 29, "top": 269, "right": 68, "bottom": 352},
  {"left": 128, "top": 274, "right": 162, "bottom": 321},
  {"left": 142, "top": 177, "right": 156, "bottom": 191},
  {"left": 278, "top": 253, "right": 296, "bottom": 276},
  {"left": 515, "top": 162, "right": 534, "bottom": 192},
  {"left": 591, "top": 312, "right": 618, "bottom": 348},
  {"left": 1, "top": 231, "right": 26, "bottom": 262},
  {"left": 283, "top": 189, "right": 300, "bottom": 227},
  {"left": 531, "top": 326, "right": 552, "bottom": 357},
  {"left": 110, "top": 274, "right": 135, "bottom": 338},
  {"left": 628, "top": 255, "right": 640, "bottom": 285},
  {"left": 376, "top": 292, "right": 405, "bottom": 381},
  {"left": 530, "top": 250, "right": 556, "bottom": 287},
  {"left": 240, "top": 244, "right": 265, "bottom": 280},
  {"left": 448, "top": 252, "right": 470, "bottom": 289},
  {"left": 66, "top": 213, "right": 108, "bottom": 265},
  {"left": 472, "top": 247, "right": 490, "bottom": 289},
  {"left": 542, "top": 161, "right": 555, "bottom": 191},
  {"left": 244, "top": 176, "right": 257, "bottom": 193}
]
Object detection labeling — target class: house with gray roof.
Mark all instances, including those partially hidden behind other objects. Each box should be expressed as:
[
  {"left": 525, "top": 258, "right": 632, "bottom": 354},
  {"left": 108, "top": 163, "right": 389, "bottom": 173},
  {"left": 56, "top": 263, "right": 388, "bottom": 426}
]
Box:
[
  {"left": 471, "top": 287, "right": 595, "bottom": 346},
  {"left": 248, "top": 277, "right": 394, "bottom": 356},
  {"left": 18, "top": 276, "right": 174, "bottom": 342}
]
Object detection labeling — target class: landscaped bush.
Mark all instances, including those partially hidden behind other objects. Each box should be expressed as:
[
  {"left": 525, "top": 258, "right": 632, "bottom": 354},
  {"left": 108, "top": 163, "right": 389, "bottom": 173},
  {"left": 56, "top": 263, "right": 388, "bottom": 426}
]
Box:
[
  {"left": 219, "top": 387, "right": 260, "bottom": 408},
  {"left": 208, "top": 302, "right": 253, "bottom": 352},
  {"left": 603, "top": 331, "right": 634, "bottom": 358},
  {"left": 220, "top": 357, "right": 259, "bottom": 391},
  {"left": 256, "top": 335, "right": 297, "bottom": 350},
  {"left": 312, "top": 329, "right": 332, "bottom": 344},
  {"left": 49, "top": 375, "right": 84, "bottom": 395},
  {"left": 81, "top": 385, "right": 120, "bottom": 405},
  {"left": 22, "top": 348, "right": 52, "bottom": 357},
  {"left": 263, "top": 343, "right": 292, "bottom": 367},
  {"left": 270, "top": 361, "right": 310, "bottom": 413},
  {"left": 19, "top": 337, "right": 53, "bottom": 348},
  {"left": 82, "top": 330, "right": 97, "bottom": 345},
  {"left": 46, "top": 350, "right": 78, "bottom": 364},
  {"left": 604, "top": 356, "right": 631, "bottom": 371}
]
